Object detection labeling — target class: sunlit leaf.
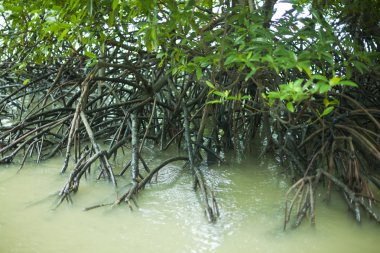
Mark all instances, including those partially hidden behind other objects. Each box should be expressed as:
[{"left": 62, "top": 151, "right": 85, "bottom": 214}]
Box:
[
  {"left": 58, "top": 28, "right": 70, "bottom": 42},
  {"left": 205, "top": 81, "right": 215, "bottom": 89},
  {"left": 294, "top": 79, "right": 304, "bottom": 87},
  {"left": 323, "top": 97, "right": 329, "bottom": 107},
  {"left": 320, "top": 106, "right": 334, "bottom": 117},
  {"left": 112, "top": 0, "right": 119, "bottom": 11},
  {"left": 318, "top": 83, "right": 331, "bottom": 93},
  {"left": 84, "top": 51, "right": 97, "bottom": 59},
  {"left": 329, "top": 76, "right": 341, "bottom": 86},
  {"left": 296, "top": 61, "right": 311, "bottom": 77},
  {"left": 267, "top": 91, "right": 280, "bottom": 99},
  {"left": 23, "top": 79, "right": 30, "bottom": 85},
  {"left": 213, "top": 91, "right": 225, "bottom": 97},
  {"left": 207, "top": 100, "right": 221, "bottom": 104},
  {"left": 286, "top": 102, "right": 295, "bottom": 112}
]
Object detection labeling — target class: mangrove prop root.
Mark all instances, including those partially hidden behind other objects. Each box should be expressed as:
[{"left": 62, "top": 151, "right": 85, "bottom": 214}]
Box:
[
  {"left": 284, "top": 168, "right": 379, "bottom": 229},
  {"left": 183, "top": 104, "right": 219, "bottom": 222},
  {"left": 84, "top": 156, "right": 189, "bottom": 211},
  {"left": 284, "top": 176, "right": 316, "bottom": 230},
  {"left": 317, "top": 169, "right": 380, "bottom": 223}
]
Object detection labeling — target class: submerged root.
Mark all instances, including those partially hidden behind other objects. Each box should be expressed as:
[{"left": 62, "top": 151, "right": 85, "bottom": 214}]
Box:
[
  {"left": 84, "top": 156, "right": 189, "bottom": 211},
  {"left": 318, "top": 169, "right": 380, "bottom": 223},
  {"left": 284, "top": 169, "right": 380, "bottom": 230},
  {"left": 284, "top": 175, "right": 318, "bottom": 230}
]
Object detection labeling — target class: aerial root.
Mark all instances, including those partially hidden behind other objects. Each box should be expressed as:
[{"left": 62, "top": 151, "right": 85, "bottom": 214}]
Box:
[
  {"left": 284, "top": 175, "right": 317, "bottom": 230},
  {"left": 55, "top": 148, "right": 94, "bottom": 208},
  {"left": 318, "top": 169, "right": 380, "bottom": 223},
  {"left": 284, "top": 169, "right": 380, "bottom": 230},
  {"left": 83, "top": 156, "right": 189, "bottom": 212}
]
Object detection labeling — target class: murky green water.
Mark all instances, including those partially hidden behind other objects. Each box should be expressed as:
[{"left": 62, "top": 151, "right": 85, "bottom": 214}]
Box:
[{"left": 0, "top": 152, "right": 379, "bottom": 253}]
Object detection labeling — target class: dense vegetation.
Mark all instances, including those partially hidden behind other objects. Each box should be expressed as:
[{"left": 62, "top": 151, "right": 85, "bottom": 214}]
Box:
[{"left": 0, "top": 0, "right": 379, "bottom": 227}]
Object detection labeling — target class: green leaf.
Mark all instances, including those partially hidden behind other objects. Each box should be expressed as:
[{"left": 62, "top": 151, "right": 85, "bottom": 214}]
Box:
[
  {"left": 320, "top": 106, "right": 334, "bottom": 117},
  {"left": 58, "top": 28, "right": 70, "bottom": 42},
  {"left": 156, "top": 53, "right": 166, "bottom": 59},
  {"left": 171, "top": 67, "right": 178, "bottom": 76},
  {"left": 246, "top": 52, "right": 252, "bottom": 60},
  {"left": 70, "top": 14, "right": 78, "bottom": 24},
  {"left": 312, "top": 74, "right": 328, "bottom": 82},
  {"left": 286, "top": 102, "right": 295, "bottom": 112},
  {"left": 108, "top": 11, "right": 115, "bottom": 26},
  {"left": 203, "top": 0, "right": 212, "bottom": 8},
  {"left": 296, "top": 61, "right": 311, "bottom": 77},
  {"left": 338, "top": 80, "right": 358, "bottom": 87},
  {"left": 329, "top": 76, "right": 341, "bottom": 86},
  {"left": 267, "top": 91, "right": 280, "bottom": 99},
  {"left": 318, "top": 83, "right": 331, "bottom": 93},
  {"left": 213, "top": 91, "right": 225, "bottom": 97},
  {"left": 70, "top": 0, "right": 80, "bottom": 10},
  {"left": 245, "top": 68, "right": 256, "bottom": 81},
  {"left": 293, "top": 79, "right": 303, "bottom": 87},
  {"left": 207, "top": 100, "right": 221, "bottom": 104},
  {"left": 23, "top": 79, "right": 30, "bottom": 85},
  {"left": 196, "top": 67, "right": 202, "bottom": 80},
  {"left": 262, "top": 54, "right": 274, "bottom": 64},
  {"left": 321, "top": 52, "right": 333, "bottom": 66},
  {"left": 205, "top": 80, "right": 215, "bottom": 89},
  {"left": 225, "top": 54, "right": 239, "bottom": 65},
  {"left": 87, "top": 0, "right": 94, "bottom": 16},
  {"left": 85, "top": 59, "right": 97, "bottom": 67},
  {"left": 84, "top": 51, "right": 97, "bottom": 59},
  {"left": 112, "top": 0, "right": 119, "bottom": 11}
]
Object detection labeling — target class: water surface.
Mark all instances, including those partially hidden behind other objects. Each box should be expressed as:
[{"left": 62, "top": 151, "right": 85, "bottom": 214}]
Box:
[{"left": 0, "top": 152, "right": 379, "bottom": 253}]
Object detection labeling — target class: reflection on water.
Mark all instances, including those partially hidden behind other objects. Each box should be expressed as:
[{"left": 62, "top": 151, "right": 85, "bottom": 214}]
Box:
[{"left": 0, "top": 153, "right": 379, "bottom": 253}]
